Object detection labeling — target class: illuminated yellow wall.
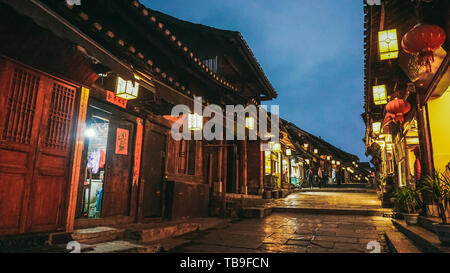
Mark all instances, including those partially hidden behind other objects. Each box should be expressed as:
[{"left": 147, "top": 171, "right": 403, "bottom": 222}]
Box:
[{"left": 428, "top": 87, "right": 450, "bottom": 172}]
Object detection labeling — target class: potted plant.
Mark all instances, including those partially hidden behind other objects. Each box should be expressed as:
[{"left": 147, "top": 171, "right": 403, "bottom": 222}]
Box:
[
  {"left": 393, "top": 187, "right": 420, "bottom": 225},
  {"left": 421, "top": 171, "right": 450, "bottom": 245}
]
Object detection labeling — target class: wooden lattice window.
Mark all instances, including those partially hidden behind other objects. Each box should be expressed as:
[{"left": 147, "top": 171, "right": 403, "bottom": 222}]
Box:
[
  {"left": 45, "top": 83, "right": 76, "bottom": 150},
  {"left": 2, "top": 69, "right": 40, "bottom": 144}
]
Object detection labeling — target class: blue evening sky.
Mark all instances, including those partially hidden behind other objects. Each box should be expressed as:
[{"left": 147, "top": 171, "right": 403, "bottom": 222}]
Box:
[{"left": 142, "top": 0, "right": 368, "bottom": 161}]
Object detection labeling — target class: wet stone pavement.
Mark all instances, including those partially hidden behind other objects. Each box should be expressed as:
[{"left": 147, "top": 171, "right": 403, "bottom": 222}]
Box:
[
  {"left": 172, "top": 213, "right": 393, "bottom": 253},
  {"left": 172, "top": 190, "right": 395, "bottom": 253}
]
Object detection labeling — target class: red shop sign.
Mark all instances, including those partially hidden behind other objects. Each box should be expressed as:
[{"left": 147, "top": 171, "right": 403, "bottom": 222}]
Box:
[{"left": 106, "top": 90, "right": 127, "bottom": 109}]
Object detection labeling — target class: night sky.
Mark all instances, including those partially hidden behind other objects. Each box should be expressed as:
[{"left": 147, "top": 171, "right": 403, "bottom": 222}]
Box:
[{"left": 142, "top": 0, "right": 368, "bottom": 161}]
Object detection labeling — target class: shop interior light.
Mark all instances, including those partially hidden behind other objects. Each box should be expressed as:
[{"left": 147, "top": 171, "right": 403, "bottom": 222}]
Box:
[
  {"left": 372, "top": 122, "right": 382, "bottom": 134},
  {"left": 188, "top": 113, "right": 203, "bottom": 131},
  {"left": 378, "top": 29, "right": 399, "bottom": 60},
  {"left": 116, "top": 76, "right": 139, "bottom": 100},
  {"left": 245, "top": 117, "right": 255, "bottom": 130},
  {"left": 85, "top": 128, "right": 96, "bottom": 138},
  {"left": 373, "top": 85, "right": 388, "bottom": 105}
]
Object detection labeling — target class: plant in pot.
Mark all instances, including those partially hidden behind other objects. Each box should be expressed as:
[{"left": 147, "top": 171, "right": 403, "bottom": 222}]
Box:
[
  {"left": 393, "top": 187, "right": 420, "bottom": 225},
  {"left": 421, "top": 171, "right": 450, "bottom": 245}
]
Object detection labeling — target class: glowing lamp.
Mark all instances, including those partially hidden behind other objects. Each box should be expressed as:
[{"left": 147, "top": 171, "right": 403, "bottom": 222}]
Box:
[
  {"left": 116, "top": 77, "right": 139, "bottom": 100},
  {"left": 245, "top": 117, "right": 255, "bottom": 130},
  {"left": 272, "top": 143, "right": 281, "bottom": 152},
  {"left": 378, "top": 29, "right": 399, "bottom": 60},
  {"left": 305, "top": 159, "right": 310, "bottom": 164},
  {"left": 337, "top": 161, "right": 341, "bottom": 165},
  {"left": 332, "top": 160, "right": 336, "bottom": 165},
  {"left": 85, "top": 128, "right": 96, "bottom": 138},
  {"left": 373, "top": 85, "right": 387, "bottom": 105},
  {"left": 188, "top": 113, "right": 203, "bottom": 131},
  {"left": 286, "top": 149, "right": 292, "bottom": 156},
  {"left": 372, "top": 122, "right": 381, "bottom": 134},
  {"left": 314, "top": 149, "right": 318, "bottom": 154},
  {"left": 303, "top": 143, "right": 309, "bottom": 149},
  {"left": 327, "top": 156, "right": 331, "bottom": 161}
]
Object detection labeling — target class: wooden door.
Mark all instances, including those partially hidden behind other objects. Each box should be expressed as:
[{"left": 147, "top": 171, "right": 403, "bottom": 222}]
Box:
[
  {"left": 0, "top": 60, "right": 77, "bottom": 235},
  {"left": 142, "top": 127, "right": 166, "bottom": 217},
  {"left": 101, "top": 117, "right": 134, "bottom": 217}
]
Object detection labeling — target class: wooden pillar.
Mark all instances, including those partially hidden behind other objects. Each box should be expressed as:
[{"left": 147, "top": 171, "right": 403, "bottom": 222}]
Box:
[
  {"left": 66, "top": 87, "right": 89, "bottom": 233},
  {"left": 259, "top": 142, "right": 264, "bottom": 193}
]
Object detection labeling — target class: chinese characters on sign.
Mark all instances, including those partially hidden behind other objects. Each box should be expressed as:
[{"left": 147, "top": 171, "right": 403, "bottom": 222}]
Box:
[
  {"left": 106, "top": 90, "right": 128, "bottom": 109},
  {"left": 115, "top": 128, "right": 129, "bottom": 155}
]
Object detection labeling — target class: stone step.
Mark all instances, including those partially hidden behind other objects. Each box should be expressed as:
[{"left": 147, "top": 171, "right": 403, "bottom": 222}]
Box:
[
  {"left": 241, "top": 207, "right": 273, "bottom": 218},
  {"left": 71, "top": 226, "right": 125, "bottom": 245},
  {"left": 417, "top": 216, "right": 440, "bottom": 234},
  {"left": 391, "top": 219, "right": 450, "bottom": 253},
  {"left": 385, "top": 231, "right": 422, "bottom": 253},
  {"left": 271, "top": 207, "right": 392, "bottom": 216},
  {"left": 83, "top": 240, "right": 151, "bottom": 253}
]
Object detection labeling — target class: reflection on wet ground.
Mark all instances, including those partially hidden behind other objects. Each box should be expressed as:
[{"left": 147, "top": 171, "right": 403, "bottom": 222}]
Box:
[
  {"left": 173, "top": 190, "right": 394, "bottom": 253},
  {"left": 268, "top": 191, "right": 382, "bottom": 210}
]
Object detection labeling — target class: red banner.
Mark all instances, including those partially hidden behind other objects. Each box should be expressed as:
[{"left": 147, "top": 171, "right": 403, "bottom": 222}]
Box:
[
  {"left": 133, "top": 118, "right": 144, "bottom": 186},
  {"left": 106, "top": 90, "right": 127, "bottom": 109}
]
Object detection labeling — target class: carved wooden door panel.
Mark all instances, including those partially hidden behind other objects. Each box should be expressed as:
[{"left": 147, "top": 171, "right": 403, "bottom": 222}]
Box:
[{"left": 0, "top": 59, "right": 77, "bottom": 235}]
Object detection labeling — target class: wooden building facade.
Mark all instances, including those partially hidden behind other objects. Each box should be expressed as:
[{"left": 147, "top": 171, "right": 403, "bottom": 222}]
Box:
[
  {"left": 363, "top": 0, "right": 449, "bottom": 208},
  {"left": 0, "top": 0, "right": 276, "bottom": 237}
]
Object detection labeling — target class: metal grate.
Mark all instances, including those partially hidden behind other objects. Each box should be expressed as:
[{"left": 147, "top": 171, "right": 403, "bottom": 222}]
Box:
[{"left": 2, "top": 69, "right": 40, "bottom": 144}]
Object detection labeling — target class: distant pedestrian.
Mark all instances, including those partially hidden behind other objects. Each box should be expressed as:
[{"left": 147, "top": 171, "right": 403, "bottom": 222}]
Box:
[{"left": 318, "top": 168, "right": 323, "bottom": 188}]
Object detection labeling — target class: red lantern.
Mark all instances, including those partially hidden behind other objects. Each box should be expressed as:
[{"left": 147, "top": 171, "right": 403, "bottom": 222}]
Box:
[
  {"left": 386, "top": 97, "right": 411, "bottom": 124},
  {"left": 401, "top": 24, "right": 446, "bottom": 73}
]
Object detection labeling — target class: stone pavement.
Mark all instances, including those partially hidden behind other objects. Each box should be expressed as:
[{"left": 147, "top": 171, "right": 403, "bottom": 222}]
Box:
[
  {"left": 171, "top": 212, "right": 394, "bottom": 253},
  {"left": 268, "top": 191, "right": 382, "bottom": 210},
  {"left": 171, "top": 189, "right": 395, "bottom": 253}
]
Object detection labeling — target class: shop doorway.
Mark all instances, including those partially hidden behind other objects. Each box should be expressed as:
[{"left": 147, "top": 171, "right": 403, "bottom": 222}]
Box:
[{"left": 76, "top": 104, "right": 135, "bottom": 219}]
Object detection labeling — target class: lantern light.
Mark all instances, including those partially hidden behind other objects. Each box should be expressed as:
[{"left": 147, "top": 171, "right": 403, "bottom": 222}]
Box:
[
  {"left": 303, "top": 143, "right": 309, "bottom": 149},
  {"left": 116, "top": 77, "right": 139, "bottom": 100},
  {"left": 314, "top": 149, "right": 318, "bottom": 154},
  {"left": 272, "top": 143, "right": 281, "bottom": 152},
  {"left": 188, "top": 113, "right": 203, "bottom": 131},
  {"left": 332, "top": 160, "right": 336, "bottom": 165},
  {"left": 286, "top": 149, "right": 292, "bottom": 156},
  {"left": 372, "top": 122, "right": 381, "bottom": 134},
  {"left": 373, "top": 85, "right": 388, "bottom": 105},
  {"left": 378, "top": 29, "right": 399, "bottom": 60},
  {"left": 337, "top": 161, "right": 341, "bottom": 165},
  {"left": 245, "top": 117, "right": 255, "bottom": 130},
  {"left": 327, "top": 156, "right": 331, "bottom": 161},
  {"left": 305, "top": 159, "right": 310, "bottom": 164}
]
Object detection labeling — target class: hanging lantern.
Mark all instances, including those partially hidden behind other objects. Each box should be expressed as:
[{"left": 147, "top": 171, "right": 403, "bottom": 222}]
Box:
[
  {"left": 373, "top": 85, "right": 388, "bottom": 105},
  {"left": 386, "top": 97, "right": 411, "bottom": 124},
  {"left": 188, "top": 113, "right": 203, "bottom": 131},
  {"left": 245, "top": 117, "right": 255, "bottom": 130},
  {"left": 327, "top": 156, "right": 331, "bottom": 161},
  {"left": 337, "top": 161, "right": 341, "bottom": 165},
  {"left": 313, "top": 149, "right": 318, "bottom": 154},
  {"left": 378, "top": 29, "right": 399, "bottom": 60},
  {"left": 116, "top": 77, "right": 139, "bottom": 100},
  {"left": 401, "top": 24, "right": 446, "bottom": 73},
  {"left": 303, "top": 143, "right": 309, "bottom": 149},
  {"left": 286, "top": 149, "right": 292, "bottom": 156},
  {"left": 305, "top": 159, "right": 310, "bottom": 164}
]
